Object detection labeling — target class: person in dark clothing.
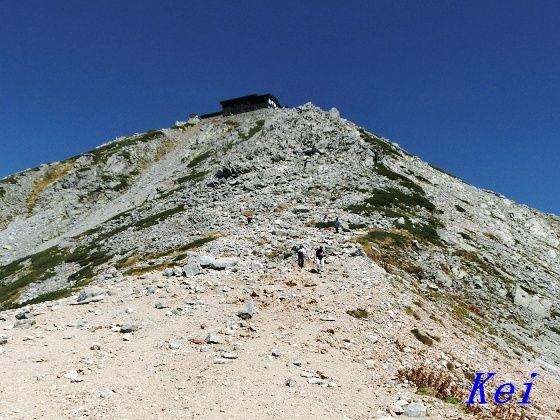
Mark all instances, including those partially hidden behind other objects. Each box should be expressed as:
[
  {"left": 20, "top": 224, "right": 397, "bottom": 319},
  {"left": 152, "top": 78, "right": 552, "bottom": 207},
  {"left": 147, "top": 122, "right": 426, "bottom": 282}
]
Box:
[
  {"left": 315, "top": 246, "right": 325, "bottom": 271},
  {"left": 334, "top": 217, "right": 341, "bottom": 233},
  {"left": 297, "top": 245, "right": 306, "bottom": 268}
]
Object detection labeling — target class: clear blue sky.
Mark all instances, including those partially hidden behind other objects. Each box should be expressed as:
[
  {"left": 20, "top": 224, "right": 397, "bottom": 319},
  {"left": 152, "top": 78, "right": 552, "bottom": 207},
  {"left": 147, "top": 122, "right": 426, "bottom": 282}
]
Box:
[{"left": 1, "top": 1, "right": 560, "bottom": 214}]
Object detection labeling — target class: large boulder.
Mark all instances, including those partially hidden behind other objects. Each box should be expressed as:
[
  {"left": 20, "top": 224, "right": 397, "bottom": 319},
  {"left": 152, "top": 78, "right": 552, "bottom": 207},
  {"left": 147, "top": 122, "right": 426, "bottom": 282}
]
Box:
[
  {"left": 196, "top": 255, "right": 238, "bottom": 270},
  {"left": 513, "top": 285, "right": 552, "bottom": 319},
  {"left": 77, "top": 286, "right": 107, "bottom": 304},
  {"left": 433, "top": 270, "right": 453, "bottom": 288},
  {"left": 404, "top": 403, "right": 427, "bottom": 417},
  {"left": 182, "top": 261, "right": 203, "bottom": 277}
]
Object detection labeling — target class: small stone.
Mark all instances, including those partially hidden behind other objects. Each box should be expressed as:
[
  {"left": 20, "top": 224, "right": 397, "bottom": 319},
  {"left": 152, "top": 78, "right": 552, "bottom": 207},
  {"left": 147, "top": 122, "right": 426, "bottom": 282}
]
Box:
[
  {"left": 168, "top": 341, "right": 181, "bottom": 350},
  {"left": 213, "top": 358, "right": 232, "bottom": 364},
  {"left": 15, "top": 311, "right": 32, "bottom": 320},
  {"left": 237, "top": 299, "right": 254, "bottom": 320},
  {"left": 14, "top": 319, "right": 36, "bottom": 329},
  {"left": 220, "top": 352, "right": 238, "bottom": 359},
  {"left": 271, "top": 349, "right": 280, "bottom": 358},
  {"left": 205, "top": 333, "right": 223, "bottom": 344},
  {"left": 367, "top": 334, "right": 379, "bottom": 344},
  {"left": 120, "top": 324, "right": 138, "bottom": 333},
  {"left": 308, "top": 378, "right": 327, "bottom": 385},
  {"left": 155, "top": 302, "right": 167, "bottom": 309},
  {"left": 0, "top": 335, "right": 8, "bottom": 345},
  {"left": 285, "top": 379, "right": 296, "bottom": 387},
  {"left": 90, "top": 343, "right": 101, "bottom": 350},
  {"left": 77, "top": 287, "right": 106, "bottom": 303},
  {"left": 404, "top": 403, "right": 427, "bottom": 417},
  {"left": 65, "top": 370, "right": 83, "bottom": 383}
]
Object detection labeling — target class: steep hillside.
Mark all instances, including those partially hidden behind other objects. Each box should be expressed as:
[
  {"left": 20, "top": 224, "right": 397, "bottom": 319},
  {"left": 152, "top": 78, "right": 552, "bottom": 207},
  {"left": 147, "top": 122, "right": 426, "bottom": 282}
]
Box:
[{"left": 1, "top": 103, "right": 559, "bottom": 418}]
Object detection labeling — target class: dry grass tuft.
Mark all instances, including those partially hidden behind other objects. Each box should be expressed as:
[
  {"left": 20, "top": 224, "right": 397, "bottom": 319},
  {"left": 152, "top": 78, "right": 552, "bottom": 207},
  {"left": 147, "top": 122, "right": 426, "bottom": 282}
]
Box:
[
  {"left": 398, "top": 365, "right": 535, "bottom": 419},
  {"left": 27, "top": 161, "right": 74, "bottom": 212}
]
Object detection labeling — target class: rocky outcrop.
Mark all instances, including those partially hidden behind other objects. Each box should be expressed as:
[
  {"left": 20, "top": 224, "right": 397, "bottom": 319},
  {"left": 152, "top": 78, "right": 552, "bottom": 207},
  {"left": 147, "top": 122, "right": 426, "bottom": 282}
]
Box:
[
  {"left": 513, "top": 285, "right": 552, "bottom": 319},
  {"left": 0, "top": 103, "right": 559, "bottom": 372}
]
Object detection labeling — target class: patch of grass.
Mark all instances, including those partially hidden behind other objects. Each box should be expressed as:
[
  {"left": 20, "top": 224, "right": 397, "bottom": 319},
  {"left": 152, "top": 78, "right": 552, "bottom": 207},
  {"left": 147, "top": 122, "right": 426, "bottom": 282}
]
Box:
[
  {"left": 177, "top": 170, "right": 209, "bottom": 183},
  {"left": 365, "top": 187, "right": 436, "bottom": 212},
  {"left": 484, "top": 232, "right": 499, "bottom": 241},
  {"left": 172, "top": 122, "right": 196, "bottom": 130},
  {"left": 116, "top": 255, "right": 140, "bottom": 269},
  {"left": 157, "top": 186, "right": 183, "bottom": 200},
  {"left": 27, "top": 160, "right": 75, "bottom": 212},
  {"left": 153, "top": 138, "right": 177, "bottom": 162},
  {"left": 346, "top": 308, "right": 369, "bottom": 319},
  {"left": 344, "top": 203, "right": 403, "bottom": 218},
  {"left": 12, "top": 287, "right": 75, "bottom": 307},
  {"left": 375, "top": 164, "right": 425, "bottom": 195},
  {"left": 399, "top": 217, "right": 442, "bottom": 245},
  {"left": 0, "top": 187, "right": 5, "bottom": 198},
  {"left": 411, "top": 328, "right": 433, "bottom": 346},
  {"left": 458, "top": 232, "right": 472, "bottom": 241},
  {"left": 239, "top": 119, "right": 264, "bottom": 141},
  {"left": 362, "top": 229, "right": 410, "bottom": 247},
  {"left": 356, "top": 229, "right": 424, "bottom": 276},
  {"left": 224, "top": 120, "right": 239, "bottom": 128},
  {"left": 273, "top": 203, "right": 289, "bottom": 213},
  {"left": 428, "top": 163, "right": 458, "bottom": 179},
  {"left": 188, "top": 150, "right": 214, "bottom": 168},
  {"left": 86, "top": 130, "right": 165, "bottom": 165},
  {"left": 67, "top": 247, "right": 111, "bottom": 282},
  {"left": 348, "top": 223, "right": 367, "bottom": 229},
  {"left": 314, "top": 221, "right": 336, "bottom": 228},
  {"left": 453, "top": 249, "right": 506, "bottom": 280},
  {"left": 455, "top": 205, "right": 466, "bottom": 213},
  {"left": 0, "top": 243, "right": 111, "bottom": 308},
  {"left": 399, "top": 366, "right": 463, "bottom": 402},
  {"left": 173, "top": 236, "right": 217, "bottom": 253},
  {"left": 140, "top": 236, "right": 219, "bottom": 261},
  {"left": 132, "top": 205, "right": 185, "bottom": 230},
  {"left": 124, "top": 261, "right": 171, "bottom": 276},
  {"left": 549, "top": 325, "right": 560, "bottom": 335},
  {"left": 405, "top": 305, "right": 422, "bottom": 320},
  {"left": 442, "top": 396, "right": 461, "bottom": 405},
  {"left": 358, "top": 128, "right": 401, "bottom": 158},
  {"left": 0, "top": 175, "right": 19, "bottom": 185},
  {"left": 417, "top": 387, "right": 437, "bottom": 397},
  {"left": 414, "top": 174, "right": 432, "bottom": 184}
]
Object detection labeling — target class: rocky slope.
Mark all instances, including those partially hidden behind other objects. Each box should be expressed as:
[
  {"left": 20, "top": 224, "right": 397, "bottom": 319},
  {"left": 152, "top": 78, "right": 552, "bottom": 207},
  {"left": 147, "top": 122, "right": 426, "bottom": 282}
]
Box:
[{"left": 0, "top": 103, "right": 559, "bottom": 418}]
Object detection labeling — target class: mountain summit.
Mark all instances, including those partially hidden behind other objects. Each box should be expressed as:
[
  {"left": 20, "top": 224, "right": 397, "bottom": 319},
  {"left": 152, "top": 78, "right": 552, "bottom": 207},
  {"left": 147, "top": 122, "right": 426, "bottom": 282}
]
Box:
[{"left": 0, "top": 103, "right": 559, "bottom": 418}]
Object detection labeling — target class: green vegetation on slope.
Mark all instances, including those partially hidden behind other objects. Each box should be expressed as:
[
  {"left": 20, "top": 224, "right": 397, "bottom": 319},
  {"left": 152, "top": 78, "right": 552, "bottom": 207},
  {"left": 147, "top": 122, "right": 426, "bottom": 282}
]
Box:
[
  {"left": 0, "top": 244, "right": 111, "bottom": 309},
  {"left": 358, "top": 128, "right": 401, "bottom": 158},
  {"left": 239, "top": 120, "right": 265, "bottom": 141},
  {"left": 86, "top": 130, "right": 165, "bottom": 165},
  {"left": 27, "top": 161, "right": 75, "bottom": 212},
  {"left": 188, "top": 150, "right": 214, "bottom": 168}
]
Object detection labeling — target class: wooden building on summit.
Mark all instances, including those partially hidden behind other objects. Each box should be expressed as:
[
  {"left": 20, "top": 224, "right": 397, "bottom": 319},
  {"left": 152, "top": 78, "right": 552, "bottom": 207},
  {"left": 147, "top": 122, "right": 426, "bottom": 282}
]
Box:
[{"left": 220, "top": 94, "right": 281, "bottom": 116}]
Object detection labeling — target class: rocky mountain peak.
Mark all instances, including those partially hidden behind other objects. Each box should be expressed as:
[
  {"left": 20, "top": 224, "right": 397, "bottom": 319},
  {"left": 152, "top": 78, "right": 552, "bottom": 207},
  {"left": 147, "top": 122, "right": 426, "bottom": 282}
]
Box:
[{"left": 1, "top": 103, "right": 559, "bottom": 418}]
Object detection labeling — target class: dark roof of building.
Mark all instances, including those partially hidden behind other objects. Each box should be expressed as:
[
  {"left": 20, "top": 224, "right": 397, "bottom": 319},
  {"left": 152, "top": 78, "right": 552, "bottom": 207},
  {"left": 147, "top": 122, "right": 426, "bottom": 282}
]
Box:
[{"left": 220, "top": 93, "right": 281, "bottom": 107}]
